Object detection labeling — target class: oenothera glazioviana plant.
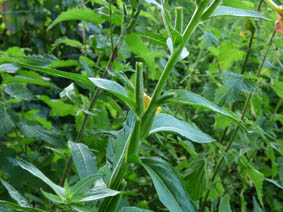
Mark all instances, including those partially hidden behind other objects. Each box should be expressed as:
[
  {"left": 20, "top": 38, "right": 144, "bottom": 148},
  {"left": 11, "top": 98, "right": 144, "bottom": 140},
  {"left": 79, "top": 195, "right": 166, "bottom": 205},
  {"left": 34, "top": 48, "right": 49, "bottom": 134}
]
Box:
[{"left": 12, "top": 0, "right": 271, "bottom": 211}]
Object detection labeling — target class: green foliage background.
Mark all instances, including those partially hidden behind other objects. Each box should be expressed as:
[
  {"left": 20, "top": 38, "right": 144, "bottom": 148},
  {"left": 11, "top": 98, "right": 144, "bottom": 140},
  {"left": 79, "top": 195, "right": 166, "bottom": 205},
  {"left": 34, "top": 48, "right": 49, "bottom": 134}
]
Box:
[{"left": 0, "top": 0, "right": 283, "bottom": 211}]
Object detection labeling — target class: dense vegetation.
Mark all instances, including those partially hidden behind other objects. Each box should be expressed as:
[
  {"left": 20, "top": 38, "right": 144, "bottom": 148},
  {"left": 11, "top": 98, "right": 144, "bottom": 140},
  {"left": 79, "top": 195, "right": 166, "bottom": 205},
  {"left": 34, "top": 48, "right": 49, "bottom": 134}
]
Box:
[{"left": 0, "top": 0, "right": 283, "bottom": 211}]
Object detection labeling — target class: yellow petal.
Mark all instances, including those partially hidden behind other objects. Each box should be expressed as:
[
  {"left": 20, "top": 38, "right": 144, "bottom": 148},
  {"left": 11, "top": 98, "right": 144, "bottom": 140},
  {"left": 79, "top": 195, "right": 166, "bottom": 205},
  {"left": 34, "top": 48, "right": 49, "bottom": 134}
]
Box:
[{"left": 144, "top": 93, "right": 161, "bottom": 114}]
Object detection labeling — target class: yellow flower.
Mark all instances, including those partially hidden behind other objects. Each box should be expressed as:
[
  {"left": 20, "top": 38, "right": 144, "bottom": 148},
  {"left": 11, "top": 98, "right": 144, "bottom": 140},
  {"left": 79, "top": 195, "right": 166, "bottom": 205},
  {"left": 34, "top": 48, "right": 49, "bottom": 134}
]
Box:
[{"left": 144, "top": 93, "right": 161, "bottom": 114}]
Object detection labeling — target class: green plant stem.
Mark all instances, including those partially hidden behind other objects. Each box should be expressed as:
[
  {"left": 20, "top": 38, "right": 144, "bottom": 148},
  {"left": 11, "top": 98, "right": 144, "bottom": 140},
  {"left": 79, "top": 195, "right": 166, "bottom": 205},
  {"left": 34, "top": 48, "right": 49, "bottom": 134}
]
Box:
[
  {"left": 175, "top": 47, "right": 204, "bottom": 116},
  {"left": 141, "top": 0, "right": 211, "bottom": 138},
  {"left": 199, "top": 28, "right": 277, "bottom": 212},
  {"left": 109, "top": 0, "right": 114, "bottom": 52},
  {"left": 273, "top": 98, "right": 283, "bottom": 118},
  {"left": 59, "top": 7, "right": 140, "bottom": 186},
  {"left": 241, "top": 0, "right": 264, "bottom": 74}
]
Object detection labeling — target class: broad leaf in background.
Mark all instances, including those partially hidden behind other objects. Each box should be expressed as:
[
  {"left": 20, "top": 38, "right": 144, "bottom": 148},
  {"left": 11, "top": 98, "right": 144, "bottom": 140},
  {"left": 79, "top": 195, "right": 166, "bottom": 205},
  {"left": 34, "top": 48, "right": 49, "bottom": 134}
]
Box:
[
  {"left": 17, "top": 159, "right": 65, "bottom": 197},
  {"left": 19, "top": 120, "right": 66, "bottom": 148},
  {"left": 0, "top": 63, "right": 19, "bottom": 73},
  {"left": 89, "top": 78, "right": 136, "bottom": 110},
  {"left": 184, "top": 157, "right": 208, "bottom": 201},
  {"left": 241, "top": 157, "right": 264, "bottom": 207},
  {"left": 272, "top": 80, "right": 283, "bottom": 98},
  {"left": 142, "top": 157, "right": 196, "bottom": 212},
  {"left": 149, "top": 113, "right": 215, "bottom": 143},
  {"left": 216, "top": 71, "right": 254, "bottom": 105},
  {"left": 4, "top": 83, "right": 33, "bottom": 100},
  {"left": 118, "top": 207, "right": 153, "bottom": 212},
  {"left": 0, "top": 200, "right": 45, "bottom": 212},
  {"left": 68, "top": 141, "right": 97, "bottom": 179},
  {"left": 1, "top": 179, "right": 31, "bottom": 208},
  {"left": 209, "top": 6, "right": 270, "bottom": 21},
  {"left": 48, "top": 8, "right": 105, "bottom": 30},
  {"left": 219, "top": 194, "right": 232, "bottom": 212},
  {"left": 0, "top": 103, "right": 16, "bottom": 137}
]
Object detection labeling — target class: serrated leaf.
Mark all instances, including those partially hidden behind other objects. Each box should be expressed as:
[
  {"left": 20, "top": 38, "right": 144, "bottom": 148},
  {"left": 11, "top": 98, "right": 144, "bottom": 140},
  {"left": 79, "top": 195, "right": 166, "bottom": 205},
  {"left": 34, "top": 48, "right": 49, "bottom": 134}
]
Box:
[
  {"left": 89, "top": 78, "right": 136, "bottom": 110},
  {"left": 216, "top": 72, "right": 254, "bottom": 105},
  {"left": 210, "top": 6, "right": 270, "bottom": 21},
  {"left": 4, "top": 83, "right": 33, "bottom": 100},
  {"left": 141, "top": 157, "right": 196, "bottom": 212},
  {"left": 219, "top": 194, "right": 232, "bottom": 212},
  {"left": 184, "top": 157, "right": 208, "bottom": 201},
  {"left": 272, "top": 80, "right": 283, "bottom": 98},
  {"left": 18, "top": 120, "right": 66, "bottom": 148},
  {"left": 1, "top": 179, "right": 31, "bottom": 208},
  {"left": 17, "top": 159, "right": 65, "bottom": 197},
  {"left": 48, "top": 9, "right": 104, "bottom": 30},
  {"left": 68, "top": 141, "right": 97, "bottom": 179},
  {"left": 0, "top": 103, "right": 16, "bottom": 137},
  {"left": 149, "top": 113, "right": 215, "bottom": 143}
]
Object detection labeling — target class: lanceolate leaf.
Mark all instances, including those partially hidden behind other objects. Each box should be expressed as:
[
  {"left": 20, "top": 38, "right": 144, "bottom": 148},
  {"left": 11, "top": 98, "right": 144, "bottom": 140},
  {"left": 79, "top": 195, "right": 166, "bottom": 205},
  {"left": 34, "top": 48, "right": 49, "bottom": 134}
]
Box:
[
  {"left": 89, "top": 78, "right": 136, "bottom": 110},
  {"left": 118, "top": 207, "right": 153, "bottom": 212},
  {"left": 68, "top": 141, "right": 97, "bottom": 179},
  {"left": 48, "top": 9, "right": 104, "bottom": 30},
  {"left": 18, "top": 63, "right": 93, "bottom": 87},
  {"left": 272, "top": 80, "right": 283, "bottom": 98},
  {"left": 17, "top": 159, "right": 65, "bottom": 197},
  {"left": 74, "top": 179, "right": 120, "bottom": 202},
  {"left": 210, "top": 6, "right": 270, "bottom": 21},
  {"left": 0, "top": 200, "right": 45, "bottom": 212},
  {"left": 166, "top": 90, "right": 242, "bottom": 126},
  {"left": 1, "top": 179, "right": 31, "bottom": 208},
  {"left": 141, "top": 157, "right": 196, "bottom": 212},
  {"left": 0, "top": 103, "right": 16, "bottom": 137},
  {"left": 149, "top": 114, "right": 215, "bottom": 143}
]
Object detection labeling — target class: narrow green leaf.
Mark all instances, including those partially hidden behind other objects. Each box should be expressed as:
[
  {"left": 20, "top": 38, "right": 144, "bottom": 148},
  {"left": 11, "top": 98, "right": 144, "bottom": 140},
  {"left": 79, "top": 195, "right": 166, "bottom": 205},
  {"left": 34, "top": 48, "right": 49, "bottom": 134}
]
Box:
[
  {"left": 219, "top": 194, "right": 232, "bottom": 212},
  {"left": 74, "top": 179, "right": 120, "bottom": 202},
  {"left": 0, "top": 200, "right": 45, "bottom": 212},
  {"left": 89, "top": 78, "right": 136, "bottom": 110},
  {"left": 48, "top": 9, "right": 104, "bottom": 30},
  {"left": 1, "top": 179, "right": 31, "bottom": 208},
  {"left": 166, "top": 89, "right": 243, "bottom": 127},
  {"left": 118, "top": 207, "right": 153, "bottom": 212},
  {"left": 18, "top": 63, "right": 93, "bottom": 87},
  {"left": 52, "top": 37, "right": 83, "bottom": 50},
  {"left": 70, "top": 174, "right": 102, "bottom": 197},
  {"left": 68, "top": 141, "right": 97, "bottom": 179},
  {"left": 210, "top": 6, "right": 270, "bottom": 20},
  {"left": 141, "top": 157, "right": 195, "bottom": 212},
  {"left": 149, "top": 114, "right": 215, "bottom": 143},
  {"left": 17, "top": 159, "right": 65, "bottom": 197},
  {"left": 40, "top": 189, "right": 64, "bottom": 204}
]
